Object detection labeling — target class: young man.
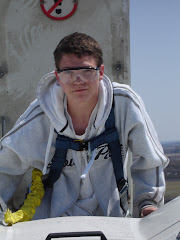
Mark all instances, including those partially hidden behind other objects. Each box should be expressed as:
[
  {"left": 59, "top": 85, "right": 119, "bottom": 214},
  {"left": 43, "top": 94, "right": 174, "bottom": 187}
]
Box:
[{"left": 0, "top": 32, "right": 168, "bottom": 222}]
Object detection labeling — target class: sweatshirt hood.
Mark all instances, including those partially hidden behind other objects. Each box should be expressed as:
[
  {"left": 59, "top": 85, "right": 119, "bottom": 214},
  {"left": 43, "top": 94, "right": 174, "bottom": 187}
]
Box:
[
  {"left": 36, "top": 71, "right": 113, "bottom": 137},
  {"left": 37, "top": 71, "right": 66, "bottom": 133}
]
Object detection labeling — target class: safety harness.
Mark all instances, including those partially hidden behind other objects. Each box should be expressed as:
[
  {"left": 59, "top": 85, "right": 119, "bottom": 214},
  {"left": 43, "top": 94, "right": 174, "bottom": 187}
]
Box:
[{"left": 43, "top": 103, "right": 129, "bottom": 215}]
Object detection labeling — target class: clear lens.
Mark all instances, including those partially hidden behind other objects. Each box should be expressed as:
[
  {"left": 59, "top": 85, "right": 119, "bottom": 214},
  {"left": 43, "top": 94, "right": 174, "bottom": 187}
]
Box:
[{"left": 58, "top": 69, "right": 99, "bottom": 84}]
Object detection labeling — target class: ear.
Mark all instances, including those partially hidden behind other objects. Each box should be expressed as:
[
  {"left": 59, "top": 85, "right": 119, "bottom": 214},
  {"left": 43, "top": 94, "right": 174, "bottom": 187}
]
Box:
[
  {"left": 99, "top": 64, "right": 104, "bottom": 81},
  {"left": 55, "top": 70, "right": 61, "bottom": 86}
]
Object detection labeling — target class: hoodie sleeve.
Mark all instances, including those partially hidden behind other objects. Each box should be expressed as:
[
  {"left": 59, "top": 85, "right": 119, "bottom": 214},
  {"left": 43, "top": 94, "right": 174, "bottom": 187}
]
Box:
[
  {"left": 0, "top": 101, "right": 52, "bottom": 213},
  {"left": 0, "top": 129, "right": 31, "bottom": 211},
  {"left": 124, "top": 96, "right": 169, "bottom": 217},
  {"left": 113, "top": 83, "right": 169, "bottom": 218}
]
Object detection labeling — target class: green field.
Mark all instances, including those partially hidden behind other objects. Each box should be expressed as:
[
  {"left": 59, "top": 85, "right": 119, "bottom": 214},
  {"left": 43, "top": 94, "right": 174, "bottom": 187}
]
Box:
[{"left": 165, "top": 180, "right": 180, "bottom": 203}]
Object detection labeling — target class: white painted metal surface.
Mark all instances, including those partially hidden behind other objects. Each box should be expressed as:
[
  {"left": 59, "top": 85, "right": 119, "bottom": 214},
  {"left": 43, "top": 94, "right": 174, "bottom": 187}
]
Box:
[
  {"left": 0, "top": 0, "right": 130, "bottom": 135},
  {"left": 0, "top": 196, "right": 180, "bottom": 240}
]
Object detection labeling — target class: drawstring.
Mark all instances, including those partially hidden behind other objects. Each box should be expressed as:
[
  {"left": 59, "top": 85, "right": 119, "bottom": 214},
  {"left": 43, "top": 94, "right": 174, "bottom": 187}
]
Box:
[
  {"left": 81, "top": 145, "right": 97, "bottom": 179},
  {"left": 43, "top": 124, "right": 54, "bottom": 175}
]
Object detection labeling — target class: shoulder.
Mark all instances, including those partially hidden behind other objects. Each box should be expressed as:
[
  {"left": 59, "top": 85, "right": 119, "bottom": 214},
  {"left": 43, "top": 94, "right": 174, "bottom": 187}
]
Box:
[
  {"left": 1, "top": 100, "right": 47, "bottom": 142},
  {"left": 16, "top": 99, "right": 44, "bottom": 124},
  {"left": 112, "top": 82, "right": 143, "bottom": 109}
]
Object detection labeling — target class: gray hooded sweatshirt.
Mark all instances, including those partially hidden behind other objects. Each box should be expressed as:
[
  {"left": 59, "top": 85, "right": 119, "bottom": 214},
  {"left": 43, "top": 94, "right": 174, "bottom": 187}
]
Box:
[{"left": 0, "top": 72, "right": 169, "bottom": 219}]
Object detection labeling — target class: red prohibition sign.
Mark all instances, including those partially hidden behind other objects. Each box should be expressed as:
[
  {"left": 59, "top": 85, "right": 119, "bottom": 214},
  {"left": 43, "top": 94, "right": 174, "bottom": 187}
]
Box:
[{"left": 40, "top": 0, "right": 78, "bottom": 20}]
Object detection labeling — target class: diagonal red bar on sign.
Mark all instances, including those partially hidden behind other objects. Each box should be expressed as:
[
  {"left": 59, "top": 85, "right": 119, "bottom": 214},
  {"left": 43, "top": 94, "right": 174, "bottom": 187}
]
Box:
[{"left": 47, "top": 0, "right": 63, "bottom": 15}]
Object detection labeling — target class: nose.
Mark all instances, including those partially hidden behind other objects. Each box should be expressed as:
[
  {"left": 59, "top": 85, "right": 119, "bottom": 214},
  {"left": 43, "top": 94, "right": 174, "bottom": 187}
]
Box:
[{"left": 73, "top": 74, "right": 84, "bottom": 84}]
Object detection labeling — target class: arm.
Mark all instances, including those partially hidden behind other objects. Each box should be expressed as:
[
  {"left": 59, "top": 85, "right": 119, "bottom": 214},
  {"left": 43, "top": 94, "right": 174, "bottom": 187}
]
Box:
[
  {"left": 113, "top": 83, "right": 169, "bottom": 217},
  {"left": 0, "top": 129, "right": 30, "bottom": 212},
  {"left": 0, "top": 101, "right": 48, "bottom": 217},
  {"left": 126, "top": 97, "right": 169, "bottom": 217}
]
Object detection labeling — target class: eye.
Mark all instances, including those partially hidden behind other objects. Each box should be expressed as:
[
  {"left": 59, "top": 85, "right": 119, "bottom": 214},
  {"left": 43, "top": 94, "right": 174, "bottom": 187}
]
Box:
[
  {"left": 63, "top": 70, "right": 73, "bottom": 75},
  {"left": 82, "top": 69, "right": 93, "bottom": 75}
]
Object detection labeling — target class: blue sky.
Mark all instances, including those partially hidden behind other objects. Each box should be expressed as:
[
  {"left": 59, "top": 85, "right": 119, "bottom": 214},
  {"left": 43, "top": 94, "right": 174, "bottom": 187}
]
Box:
[{"left": 130, "top": 0, "right": 180, "bottom": 141}]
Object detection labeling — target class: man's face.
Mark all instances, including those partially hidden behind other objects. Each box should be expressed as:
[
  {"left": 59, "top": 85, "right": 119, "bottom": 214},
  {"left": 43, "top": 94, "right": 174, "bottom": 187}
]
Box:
[{"left": 57, "top": 54, "right": 104, "bottom": 105}]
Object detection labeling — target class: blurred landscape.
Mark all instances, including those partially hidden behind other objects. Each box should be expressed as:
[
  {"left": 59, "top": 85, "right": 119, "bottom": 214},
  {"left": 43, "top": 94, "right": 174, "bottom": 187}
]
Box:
[{"left": 161, "top": 141, "right": 180, "bottom": 203}]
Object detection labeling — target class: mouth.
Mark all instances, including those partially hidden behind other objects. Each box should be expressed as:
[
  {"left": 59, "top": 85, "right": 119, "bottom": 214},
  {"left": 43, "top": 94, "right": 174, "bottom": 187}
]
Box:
[{"left": 73, "top": 89, "right": 87, "bottom": 92}]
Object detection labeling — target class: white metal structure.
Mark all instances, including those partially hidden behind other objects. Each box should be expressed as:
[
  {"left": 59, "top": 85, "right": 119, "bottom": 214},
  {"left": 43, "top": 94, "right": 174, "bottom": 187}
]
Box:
[
  {"left": 0, "top": 0, "right": 130, "bottom": 136},
  {"left": 0, "top": 196, "right": 180, "bottom": 240}
]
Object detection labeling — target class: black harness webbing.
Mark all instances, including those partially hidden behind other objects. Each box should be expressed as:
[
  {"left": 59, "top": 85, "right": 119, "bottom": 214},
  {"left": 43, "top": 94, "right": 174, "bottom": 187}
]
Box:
[{"left": 43, "top": 105, "right": 127, "bottom": 200}]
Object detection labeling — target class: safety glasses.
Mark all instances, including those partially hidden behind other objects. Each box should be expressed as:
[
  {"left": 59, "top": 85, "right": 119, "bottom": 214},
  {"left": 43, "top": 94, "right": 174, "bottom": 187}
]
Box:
[{"left": 56, "top": 66, "right": 100, "bottom": 84}]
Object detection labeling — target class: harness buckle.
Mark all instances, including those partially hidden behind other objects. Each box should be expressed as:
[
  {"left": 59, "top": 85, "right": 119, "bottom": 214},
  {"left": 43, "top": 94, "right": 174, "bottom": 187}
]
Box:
[
  {"left": 117, "top": 178, "right": 128, "bottom": 196},
  {"left": 74, "top": 140, "right": 88, "bottom": 151}
]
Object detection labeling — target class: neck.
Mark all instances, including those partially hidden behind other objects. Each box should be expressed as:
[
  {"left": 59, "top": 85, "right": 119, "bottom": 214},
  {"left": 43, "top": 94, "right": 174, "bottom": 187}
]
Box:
[
  {"left": 67, "top": 98, "right": 98, "bottom": 135},
  {"left": 68, "top": 98, "right": 98, "bottom": 120}
]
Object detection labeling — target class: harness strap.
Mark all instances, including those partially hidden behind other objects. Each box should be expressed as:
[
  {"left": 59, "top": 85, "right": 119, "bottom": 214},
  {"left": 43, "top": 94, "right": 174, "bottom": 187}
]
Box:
[
  {"left": 105, "top": 107, "right": 129, "bottom": 215},
  {"left": 50, "top": 128, "right": 119, "bottom": 152},
  {"left": 43, "top": 148, "right": 67, "bottom": 188},
  {"left": 105, "top": 106, "right": 127, "bottom": 193}
]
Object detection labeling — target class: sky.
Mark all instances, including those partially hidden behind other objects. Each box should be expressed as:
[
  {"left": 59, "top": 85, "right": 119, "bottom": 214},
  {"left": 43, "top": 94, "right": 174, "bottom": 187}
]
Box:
[{"left": 130, "top": 0, "right": 180, "bottom": 142}]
